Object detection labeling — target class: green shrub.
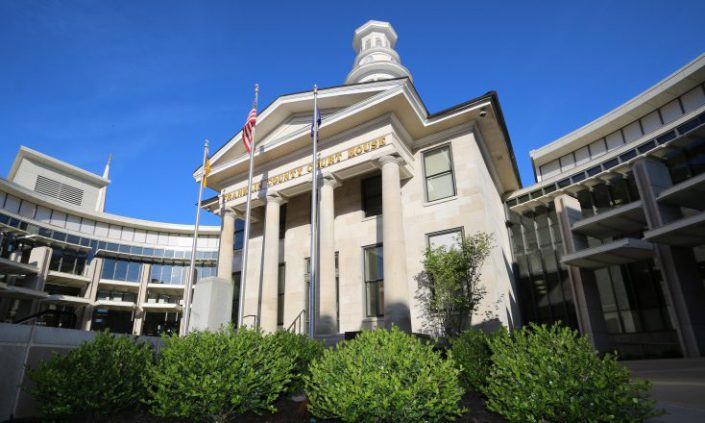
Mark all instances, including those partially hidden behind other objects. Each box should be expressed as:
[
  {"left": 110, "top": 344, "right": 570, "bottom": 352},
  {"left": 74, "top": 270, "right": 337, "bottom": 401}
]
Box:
[
  {"left": 485, "top": 323, "right": 659, "bottom": 423},
  {"left": 450, "top": 328, "right": 499, "bottom": 394},
  {"left": 269, "top": 330, "right": 324, "bottom": 394},
  {"left": 26, "top": 331, "right": 152, "bottom": 419},
  {"left": 305, "top": 326, "right": 465, "bottom": 422},
  {"left": 145, "top": 327, "right": 294, "bottom": 422}
]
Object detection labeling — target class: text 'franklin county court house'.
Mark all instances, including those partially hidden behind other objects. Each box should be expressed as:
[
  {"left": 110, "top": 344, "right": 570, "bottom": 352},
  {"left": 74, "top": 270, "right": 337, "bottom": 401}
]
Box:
[{"left": 2, "top": 21, "right": 705, "bottom": 358}]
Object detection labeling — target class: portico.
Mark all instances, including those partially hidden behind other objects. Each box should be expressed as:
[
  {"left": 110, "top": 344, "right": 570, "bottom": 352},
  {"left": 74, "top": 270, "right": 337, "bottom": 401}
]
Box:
[{"left": 213, "top": 132, "right": 415, "bottom": 334}]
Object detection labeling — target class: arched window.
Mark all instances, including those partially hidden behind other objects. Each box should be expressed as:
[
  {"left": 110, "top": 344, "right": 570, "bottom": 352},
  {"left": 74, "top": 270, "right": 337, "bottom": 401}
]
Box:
[
  {"left": 375, "top": 38, "right": 382, "bottom": 47},
  {"left": 364, "top": 39, "right": 371, "bottom": 50}
]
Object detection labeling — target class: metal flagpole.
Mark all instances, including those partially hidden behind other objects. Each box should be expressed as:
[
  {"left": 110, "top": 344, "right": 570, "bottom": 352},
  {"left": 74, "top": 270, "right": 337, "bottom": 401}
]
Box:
[
  {"left": 237, "top": 84, "right": 259, "bottom": 329},
  {"left": 308, "top": 85, "right": 319, "bottom": 338},
  {"left": 181, "top": 139, "right": 209, "bottom": 336}
]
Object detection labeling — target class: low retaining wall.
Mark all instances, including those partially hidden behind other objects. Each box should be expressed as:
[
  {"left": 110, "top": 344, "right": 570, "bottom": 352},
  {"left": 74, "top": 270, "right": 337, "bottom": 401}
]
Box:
[{"left": 0, "top": 323, "right": 161, "bottom": 420}]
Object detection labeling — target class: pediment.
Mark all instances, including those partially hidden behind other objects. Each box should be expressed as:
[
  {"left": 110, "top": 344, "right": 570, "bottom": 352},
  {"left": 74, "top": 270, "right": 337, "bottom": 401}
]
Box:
[
  {"left": 207, "top": 80, "right": 404, "bottom": 170},
  {"left": 198, "top": 79, "right": 522, "bottom": 196}
]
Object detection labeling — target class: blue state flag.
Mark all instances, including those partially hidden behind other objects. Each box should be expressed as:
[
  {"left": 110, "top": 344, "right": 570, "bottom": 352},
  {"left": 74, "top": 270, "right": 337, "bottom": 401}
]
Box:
[{"left": 310, "top": 107, "right": 321, "bottom": 140}]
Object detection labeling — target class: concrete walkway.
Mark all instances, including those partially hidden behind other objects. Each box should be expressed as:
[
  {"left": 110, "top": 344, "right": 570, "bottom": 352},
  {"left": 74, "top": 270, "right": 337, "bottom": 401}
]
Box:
[{"left": 622, "top": 358, "right": 705, "bottom": 423}]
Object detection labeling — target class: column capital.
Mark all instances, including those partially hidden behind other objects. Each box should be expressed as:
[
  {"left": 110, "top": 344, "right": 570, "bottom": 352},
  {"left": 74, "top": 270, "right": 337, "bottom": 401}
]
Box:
[
  {"left": 378, "top": 154, "right": 403, "bottom": 167},
  {"left": 321, "top": 172, "right": 341, "bottom": 188},
  {"left": 221, "top": 207, "right": 238, "bottom": 218},
  {"left": 214, "top": 206, "right": 238, "bottom": 218},
  {"left": 266, "top": 193, "right": 287, "bottom": 205}
]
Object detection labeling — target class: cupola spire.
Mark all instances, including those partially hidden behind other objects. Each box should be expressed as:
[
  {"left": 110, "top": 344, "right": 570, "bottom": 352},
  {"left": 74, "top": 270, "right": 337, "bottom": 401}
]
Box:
[{"left": 345, "top": 20, "right": 412, "bottom": 84}]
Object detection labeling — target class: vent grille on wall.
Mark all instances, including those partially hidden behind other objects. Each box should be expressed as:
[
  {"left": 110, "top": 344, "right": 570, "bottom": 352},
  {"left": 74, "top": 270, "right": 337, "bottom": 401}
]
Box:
[{"left": 34, "top": 175, "right": 84, "bottom": 206}]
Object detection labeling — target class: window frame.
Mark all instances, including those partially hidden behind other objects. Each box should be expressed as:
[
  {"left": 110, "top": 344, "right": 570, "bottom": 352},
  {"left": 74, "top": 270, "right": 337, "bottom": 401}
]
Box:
[
  {"left": 234, "top": 218, "right": 245, "bottom": 251},
  {"left": 279, "top": 204, "right": 287, "bottom": 240},
  {"left": 361, "top": 174, "right": 383, "bottom": 217},
  {"left": 277, "top": 263, "right": 286, "bottom": 326},
  {"left": 426, "top": 227, "right": 465, "bottom": 250},
  {"left": 362, "top": 243, "right": 384, "bottom": 318},
  {"left": 422, "top": 144, "right": 457, "bottom": 203}
]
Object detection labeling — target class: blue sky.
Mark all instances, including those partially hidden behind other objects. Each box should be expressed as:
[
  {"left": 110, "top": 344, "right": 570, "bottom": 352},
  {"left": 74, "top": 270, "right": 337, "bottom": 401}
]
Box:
[{"left": 1, "top": 1, "right": 704, "bottom": 225}]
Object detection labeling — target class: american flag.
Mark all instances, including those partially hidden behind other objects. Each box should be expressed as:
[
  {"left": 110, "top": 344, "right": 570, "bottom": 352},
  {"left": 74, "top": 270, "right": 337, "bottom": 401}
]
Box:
[{"left": 242, "top": 107, "right": 257, "bottom": 153}]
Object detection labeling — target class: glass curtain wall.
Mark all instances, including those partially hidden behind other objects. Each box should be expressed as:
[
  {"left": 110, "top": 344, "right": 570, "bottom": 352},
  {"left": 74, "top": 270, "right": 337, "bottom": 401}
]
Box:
[{"left": 508, "top": 204, "right": 578, "bottom": 328}]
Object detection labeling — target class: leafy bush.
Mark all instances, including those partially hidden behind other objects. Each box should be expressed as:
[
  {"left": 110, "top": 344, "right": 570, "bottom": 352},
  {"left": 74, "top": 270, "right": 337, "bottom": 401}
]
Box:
[
  {"left": 26, "top": 331, "right": 152, "bottom": 419},
  {"left": 305, "top": 326, "right": 465, "bottom": 422},
  {"left": 269, "top": 330, "right": 324, "bottom": 394},
  {"left": 485, "top": 323, "right": 659, "bottom": 423},
  {"left": 450, "top": 328, "right": 499, "bottom": 394},
  {"left": 145, "top": 327, "right": 294, "bottom": 422},
  {"left": 416, "top": 232, "right": 493, "bottom": 337}
]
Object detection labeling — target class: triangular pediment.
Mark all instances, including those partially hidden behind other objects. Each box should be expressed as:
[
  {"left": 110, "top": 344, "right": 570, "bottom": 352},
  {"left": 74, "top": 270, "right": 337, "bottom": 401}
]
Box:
[
  {"left": 208, "top": 80, "right": 404, "bottom": 170},
  {"left": 198, "top": 78, "right": 522, "bottom": 196}
]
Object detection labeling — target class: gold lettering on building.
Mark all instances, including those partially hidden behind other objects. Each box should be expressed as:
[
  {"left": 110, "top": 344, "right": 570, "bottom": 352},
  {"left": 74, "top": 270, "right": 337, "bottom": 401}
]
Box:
[{"left": 223, "top": 136, "right": 388, "bottom": 201}]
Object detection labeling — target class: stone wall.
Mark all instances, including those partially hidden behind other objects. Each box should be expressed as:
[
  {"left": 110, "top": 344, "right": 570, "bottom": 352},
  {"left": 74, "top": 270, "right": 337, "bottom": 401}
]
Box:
[{"left": 0, "top": 323, "right": 161, "bottom": 420}]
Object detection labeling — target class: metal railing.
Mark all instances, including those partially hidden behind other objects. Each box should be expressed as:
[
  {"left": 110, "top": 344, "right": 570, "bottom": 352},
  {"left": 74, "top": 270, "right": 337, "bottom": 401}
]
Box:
[
  {"left": 286, "top": 309, "right": 307, "bottom": 334},
  {"left": 241, "top": 314, "right": 259, "bottom": 328}
]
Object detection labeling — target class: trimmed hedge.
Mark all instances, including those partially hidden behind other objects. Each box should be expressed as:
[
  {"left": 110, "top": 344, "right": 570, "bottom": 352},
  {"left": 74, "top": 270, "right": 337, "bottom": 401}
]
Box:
[
  {"left": 26, "top": 331, "right": 152, "bottom": 420},
  {"left": 269, "top": 330, "right": 324, "bottom": 394},
  {"left": 485, "top": 323, "right": 659, "bottom": 423},
  {"left": 449, "top": 328, "right": 501, "bottom": 394},
  {"left": 305, "top": 326, "right": 465, "bottom": 422},
  {"left": 144, "top": 327, "right": 294, "bottom": 422}
]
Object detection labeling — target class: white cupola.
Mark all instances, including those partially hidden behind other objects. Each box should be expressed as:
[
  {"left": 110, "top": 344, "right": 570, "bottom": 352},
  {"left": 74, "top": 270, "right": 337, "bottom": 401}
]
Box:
[{"left": 345, "top": 20, "right": 412, "bottom": 84}]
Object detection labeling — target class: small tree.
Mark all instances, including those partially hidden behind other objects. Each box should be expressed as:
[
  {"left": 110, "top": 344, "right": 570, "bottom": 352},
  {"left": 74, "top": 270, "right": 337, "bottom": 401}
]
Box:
[{"left": 416, "top": 232, "right": 493, "bottom": 337}]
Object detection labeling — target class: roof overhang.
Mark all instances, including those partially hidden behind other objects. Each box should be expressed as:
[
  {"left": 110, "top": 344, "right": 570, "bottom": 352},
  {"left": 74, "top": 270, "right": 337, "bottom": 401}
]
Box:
[
  {"left": 644, "top": 212, "right": 705, "bottom": 247},
  {"left": 561, "top": 238, "right": 654, "bottom": 269},
  {"left": 8, "top": 146, "right": 110, "bottom": 187},
  {"left": 531, "top": 53, "right": 705, "bottom": 169},
  {"left": 0, "top": 282, "right": 48, "bottom": 300},
  {"left": 197, "top": 79, "right": 521, "bottom": 196},
  {"left": 0, "top": 257, "right": 39, "bottom": 276},
  {"left": 0, "top": 177, "right": 220, "bottom": 235},
  {"left": 571, "top": 201, "right": 646, "bottom": 239}
]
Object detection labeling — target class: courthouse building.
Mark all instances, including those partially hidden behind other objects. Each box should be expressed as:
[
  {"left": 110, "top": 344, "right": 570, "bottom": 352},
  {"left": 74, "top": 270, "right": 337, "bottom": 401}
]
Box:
[
  {"left": 2, "top": 20, "right": 705, "bottom": 358},
  {"left": 201, "top": 20, "right": 521, "bottom": 335}
]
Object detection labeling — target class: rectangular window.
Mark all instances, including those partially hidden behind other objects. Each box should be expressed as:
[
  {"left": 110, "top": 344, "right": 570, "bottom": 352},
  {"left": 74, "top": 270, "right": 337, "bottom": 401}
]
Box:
[
  {"left": 363, "top": 245, "right": 384, "bottom": 317},
  {"left": 277, "top": 263, "right": 286, "bottom": 326},
  {"left": 231, "top": 272, "right": 242, "bottom": 325},
  {"left": 234, "top": 219, "right": 244, "bottom": 250},
  {"left": 127, "top": 262, "right": 141, "bottom": 282},
  {"left": 279, "top": 204, "right": 287, "bottom": 240},
  {"left": 361, "top": 174, "right": 382, "bottom": 217},
  {"left": 423, "top": 145, "right": 456, "bottom": 202},
  {"left": 150, "top": 264, "right": 163, "bottom": 283},
  {"left": 427, "top": 228, "right": 463, "bottom": 250},
  {"left": 100, "top": 258, "right": 141, "bottom": 282},
  {"left": 539, "top": 159, "right": 561, "bottom": 181},
  {"left": 114, "top": 260, "right": 128, "bottom": 281},
  {"left": 101, "top": 258, "right": 116, "bottom": 280}
]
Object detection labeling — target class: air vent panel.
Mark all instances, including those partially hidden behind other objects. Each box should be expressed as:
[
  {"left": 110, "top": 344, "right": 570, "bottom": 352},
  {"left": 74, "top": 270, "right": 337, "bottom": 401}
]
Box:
[{"left": 34, "top": 175, "right": 84, "bottom": 206}]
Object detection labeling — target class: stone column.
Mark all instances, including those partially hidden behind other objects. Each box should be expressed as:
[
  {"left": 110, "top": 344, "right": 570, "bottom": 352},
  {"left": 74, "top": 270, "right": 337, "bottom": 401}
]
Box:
[
  {"left": 553, "top": 195, "right": 611, "bottom": 352},
  {"left": 633, "top": 158, "right": 705, "bottom": 357},
  {"left": 260, "top": 194, "right": 285, "bottom": 332},
  {"left": 81, "top": 258, "right": 103, "bottom": 330},
  {"left": 217, "top": 208, "right": 236, "bottom": 279},
  {"left": 132, "top": 263, "right": 150, "bottom": 335},
  {"left": 19, "top": 246, "right": 52, "bottom": 317},
  {"left": 379, "top": 155, "right": 412, "bottom": 332},
  {"left": 318, "top": 173, "right": 339, "bottom": 334}
]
